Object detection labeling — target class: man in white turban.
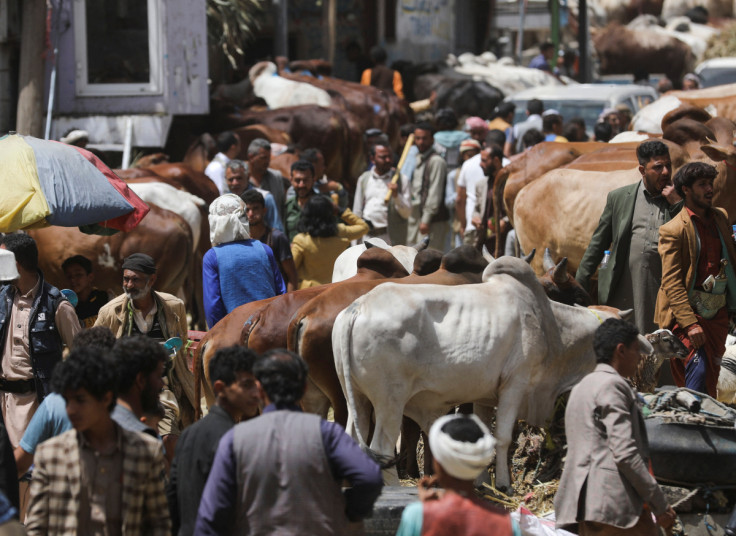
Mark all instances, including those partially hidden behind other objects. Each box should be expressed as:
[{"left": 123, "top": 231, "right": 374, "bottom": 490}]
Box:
[
  {"left": 203, "top": 194, "right": 286, "bottom": 328},
  {"left": 395, "top": 414, "right": 518, "bottom": 536}
]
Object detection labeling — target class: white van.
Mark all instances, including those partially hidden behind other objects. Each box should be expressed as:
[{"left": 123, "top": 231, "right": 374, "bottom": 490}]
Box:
[{"left": 505, "top": 84, "right": 658, "bottom": 136}]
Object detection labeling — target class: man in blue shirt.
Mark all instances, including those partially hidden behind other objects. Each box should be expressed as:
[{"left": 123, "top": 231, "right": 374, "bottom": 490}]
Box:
[
  {"left": 195, "top": 349, "right": 383, "bottom": 535},
  {"left": 203, "top": 194, "right": 286, "bottom": 328}
]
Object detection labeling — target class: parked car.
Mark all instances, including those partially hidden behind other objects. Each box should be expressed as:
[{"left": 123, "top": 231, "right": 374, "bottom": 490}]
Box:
[
  {"left": 505, "top": 84, "right": 658, "bottom": 136},
  {"left": 694, "top": 57, "right": 736, "bottom": 88}
]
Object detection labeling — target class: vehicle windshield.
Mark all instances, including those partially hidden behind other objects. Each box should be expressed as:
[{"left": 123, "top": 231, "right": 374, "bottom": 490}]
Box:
[
  {"left": 698, "top": 68, "right": 736, "bottom": 88},
  {"left": 512, "top": 100, "right": 608, "bottom": 133}
]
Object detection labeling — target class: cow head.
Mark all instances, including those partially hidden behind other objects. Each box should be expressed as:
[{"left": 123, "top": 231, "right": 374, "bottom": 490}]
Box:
[
  {"left": 356, "top": 248, "right": 410, "bottom": 279},
  {"left": 441, "top": 245, "right": 489, "bottom": 276},
  {"left": 540, "top": 249, "right": 592, "bottom": 306},
  {"left": 412, "top": 249, "right": 443, "bottom": 275}
]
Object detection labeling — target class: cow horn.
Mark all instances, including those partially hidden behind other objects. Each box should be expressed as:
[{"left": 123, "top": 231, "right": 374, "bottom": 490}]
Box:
[
  {"left": 481, "top": 245, "right": 495, "bottom": 263},
  {"left": 412, "top": 236, "right": 430, "bottom": 251},
  {"left": 618, "top": 308, "right": 634, "bottom": 321},
  {"left": 542, "top": 248, "right": 555, "bottom": 272},
  {"left": 553, "top": 258, "right": 568, "bottom": 284},
  {"left": 522, "top": 248, "right": 536, "bottom": 264}
]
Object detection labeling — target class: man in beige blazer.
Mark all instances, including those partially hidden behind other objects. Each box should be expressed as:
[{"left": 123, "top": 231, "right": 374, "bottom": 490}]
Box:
[{"left": 554, "top": 319, "right": 676, "bottom": 536}]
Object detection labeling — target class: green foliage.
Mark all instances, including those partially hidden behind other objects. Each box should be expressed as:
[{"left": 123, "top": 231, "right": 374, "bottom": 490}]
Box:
[{"left": 207, "top": 0, "right": 267, "bottom": 68}]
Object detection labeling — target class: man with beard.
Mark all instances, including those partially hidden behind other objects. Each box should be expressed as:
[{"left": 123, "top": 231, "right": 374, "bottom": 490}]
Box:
[
  {"left": 353, "top": 142, "right": 411, "bottom": 245},
  {"left": 576, "top": 140, "right": 682, "bottom": 335},
  {"left": 656, "top": 162, "right": 736, "bottom": 397},
  {"left": 95, "top": 254, "right": 190, "bottom": 451},
  {"left": 471, "top": 145, "right": 507, "bottom": 253}
]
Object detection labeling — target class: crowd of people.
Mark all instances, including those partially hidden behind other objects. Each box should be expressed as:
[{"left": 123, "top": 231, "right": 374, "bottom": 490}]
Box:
[{"left": 0, "top": 40, "right": 729, "bottom": 535}]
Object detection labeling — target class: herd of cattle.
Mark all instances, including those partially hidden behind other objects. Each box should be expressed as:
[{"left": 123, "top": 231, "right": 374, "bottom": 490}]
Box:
[{"left": 25, "top": 57, "right": 736, "bottom": 485}]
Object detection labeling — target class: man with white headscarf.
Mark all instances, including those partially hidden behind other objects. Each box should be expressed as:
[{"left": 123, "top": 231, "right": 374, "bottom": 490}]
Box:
[
  {"left": 396, "top": 414, "right": 518, "bottom": 536},
  {"left": 203, "top": 194, "right": 286, "bottom": 328}
]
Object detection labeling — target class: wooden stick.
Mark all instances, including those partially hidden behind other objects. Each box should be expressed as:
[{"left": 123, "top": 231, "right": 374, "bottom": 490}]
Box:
[{"left": 384, "top": 133, "right": 415, "bottom": 204}]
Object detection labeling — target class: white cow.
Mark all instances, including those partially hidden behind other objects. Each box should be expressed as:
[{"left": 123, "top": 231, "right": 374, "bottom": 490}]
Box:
[
  {"left": 331, "top": 239, "right": 419, "bottom": 282},
  {"left": 127, "top": 182, "right": 205, "bottom": 252},
  {"left": 333, "top": 257, "right": 618, "bottom": 488},
  {"left": 249, "top": 61, "right": 332, "bottom": 109}
]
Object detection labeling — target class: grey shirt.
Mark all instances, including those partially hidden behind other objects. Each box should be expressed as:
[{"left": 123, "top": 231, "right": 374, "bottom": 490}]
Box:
[{"left": 608, "top": 182, "right": 669, "bottom": 333}]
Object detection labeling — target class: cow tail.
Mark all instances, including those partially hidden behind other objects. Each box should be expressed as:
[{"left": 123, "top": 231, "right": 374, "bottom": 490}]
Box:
[
  {"left": 193, "top": 340, "right": 206, "bottom": 421},
  {"left": 337, "top": 305, "right": 370, "bottom": 451}
]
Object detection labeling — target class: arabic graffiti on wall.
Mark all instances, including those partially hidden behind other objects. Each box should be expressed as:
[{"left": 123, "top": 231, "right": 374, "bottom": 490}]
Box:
[{"left": 396, "top": 0, "right": 454, "bottom": 61}]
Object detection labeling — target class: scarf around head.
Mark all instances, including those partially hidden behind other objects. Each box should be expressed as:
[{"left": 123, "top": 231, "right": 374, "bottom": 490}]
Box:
[
  {"left": 209, "top": 194, "right": 251, "bottom": 246},
  {"left": 429, "top": 414, "right": 496, "bottom": 480}
]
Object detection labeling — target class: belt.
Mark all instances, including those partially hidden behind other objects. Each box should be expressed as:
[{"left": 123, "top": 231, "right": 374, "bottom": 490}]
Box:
[{"left": 0, "top": 378, "right": 35, "bottom": 395}]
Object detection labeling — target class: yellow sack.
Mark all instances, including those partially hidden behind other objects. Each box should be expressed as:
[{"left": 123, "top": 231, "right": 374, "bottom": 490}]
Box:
[{"left": 0, "top": 136, "right": 50, "bottom": 232}]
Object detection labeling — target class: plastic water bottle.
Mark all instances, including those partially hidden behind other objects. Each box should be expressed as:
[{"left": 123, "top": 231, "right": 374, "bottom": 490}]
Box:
[{"left": 600, "top": 250, "right": 611, "bottom": 270}]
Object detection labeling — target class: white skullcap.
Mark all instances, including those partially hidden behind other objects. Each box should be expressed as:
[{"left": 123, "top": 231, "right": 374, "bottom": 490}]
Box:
[
  {"left": 60, "top": 129, "right": 89, "bottom": 145},
  {"left": 0, "top": 249, "right": 19, "bottom": 282},
  {"left": 429, "top": 414, "right": 496, "bottom": 480},
  {"left": 209, "top": 194, "right": 251, "bottom": 246}
]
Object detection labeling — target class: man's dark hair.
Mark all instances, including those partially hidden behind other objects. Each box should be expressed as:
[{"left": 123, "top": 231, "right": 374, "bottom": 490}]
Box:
[
  {"left": 594, "top": 122, "right": 613, "bottom": 143},
  {"left": 62, "top": 255, "right": 92, "bottom": 274},
  {"left": 1, "top": 234, "right": 38, "bottom": 272},
  {"left": 540, "top": 41, "right": 555, "bottom": 53},
  {"left": 369, "top": 45, "right": 388, "bottom": 64},
  {"left": 241, "top": 189, "right": 265, "bottom": 207},
  {"left": 493, "top": 102, "right": 516, "bottom": 120},
  {"left": 52, "top": 347, "right": 117, "bottom": 411},
  {"left": 542, "top": 114, "right": 562, "bottom": 132},
  {"left": 400, "top": 123, "right": 416, "bottom": 137},
  {"left": 300, "top": 148, "right": 323, "bottom": 164},
  {"left": 253, "top": 349, "right": 309, "bottom": 406},
  {"left": 71, "top": 326, "right": 116, "bottom": 351},
  {"left": 435, "top": 108, "right": 458, "bottom": 130},
  {"left": 673, "top": 161, "right": 718, "bottom": 198},
  {"left": 111, "top": 336, "right": 167, "bottom": 394},
  {"left": 563, "top": 121, "right": 586, "bottom": 142},
  {"left": 636, "top": 140, "right": 670, "bottom": 166},
  {"left": 369, "top": 142, "right": 392, "bottom": 158},
  {"left": 209, "top": 346, "right": 258, "bottom": 389},
  {"left": 486, "top": 129, "right": 506, "bottom": 147},
  {"left": 291, "top": 159, "right": 315, "bottom": 177},
  {"left": 440, "top": 415, "right": 485, "bottom": 443},
  {"left": 298, "top": 195, "right": 338, "bottom": 238},
  {"left": 415, "top": 121, "right": 435, "bottom": 135},
  {"left": 527, "top": 99, "right": 544, "bottom": 115},
  {"left": 216, "top": 131, "right": 239, "bottom": 154},
  {"left": 487, "top": 143, "right": 504, "bottom": 161},
  {"left": 522, "top": 128, "right": 544, "bottom": 149},
  {"left": 593, "top": 318, "right": 640, "bottom": 364}
]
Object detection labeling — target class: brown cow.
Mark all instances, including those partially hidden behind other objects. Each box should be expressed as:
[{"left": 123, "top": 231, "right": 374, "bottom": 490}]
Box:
[
  {"left": 29, "top": 204, "right": 193, "bottom": 299},
  {"left": 593, "top": 23, "right": 695, "bottom": 86},
  {"left": 192, "top": 247, "right": 412, "bottom": 416},
  {"left": 213, "top": 105, "right": 357, "bottom": 187}
]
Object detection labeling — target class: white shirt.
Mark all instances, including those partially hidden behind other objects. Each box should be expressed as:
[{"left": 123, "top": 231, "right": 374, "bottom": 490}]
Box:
[
  {"left": 456, "top": 154, "right": 486, "bottom": 232},
  {"left": 353, "top": 168, "right": 411, "bottom": 228},
  {"left": 204, "top": 152, "right": 230, "bottom": 194}
]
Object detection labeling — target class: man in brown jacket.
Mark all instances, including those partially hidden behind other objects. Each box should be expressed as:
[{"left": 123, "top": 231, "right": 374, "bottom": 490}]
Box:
[{"left": 655, "top": 162, "right": 736, "bottom": 397}]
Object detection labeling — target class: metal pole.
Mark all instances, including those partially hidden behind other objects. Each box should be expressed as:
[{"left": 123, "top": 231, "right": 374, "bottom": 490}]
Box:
[
  {"left": 578, "top": 0, "right": 590, "bottom": 82},
  {"left": 516, "top": 0, "right": 526, "bottom": 65},
  {"left": 273, "top": 0, "right": 288, "bottom": 58},
  {"left": 44, "top": 46, "right": 57, "bottom": 140},
  {"left": 122, "top": 117, "right": 133, "bottom": 170},
  {"left": 550, "top": 0, "right": 560, "bottom": 69}
]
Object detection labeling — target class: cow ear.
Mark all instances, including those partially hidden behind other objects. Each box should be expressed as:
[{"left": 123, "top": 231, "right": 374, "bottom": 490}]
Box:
[{"left": 701, "top": 144, "right": 731, "bottom": 162}]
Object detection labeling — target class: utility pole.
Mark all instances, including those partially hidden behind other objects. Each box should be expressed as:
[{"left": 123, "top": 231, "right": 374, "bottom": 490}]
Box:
[
  {"left": 16, "top": 0, "right": 45, "bottom": 136},
  {"left": 578, "top": 0, "right": 591, "bottom": 82},
  {"left": 273, "top": 0, "right": 288, "bottom": 58}
]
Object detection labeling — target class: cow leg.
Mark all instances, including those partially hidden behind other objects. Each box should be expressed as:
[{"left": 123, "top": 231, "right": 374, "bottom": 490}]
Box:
[
  {"left": 472, "top": 403, "right": 497, "bottom": 489},
  {"left": 369, "top": 407, "right": 403, "bottom": 486},
  {"left": 486, "top": 384, "right": 524, "bottom": 490},
  {"left": 398, "top": 417, "right": 421, "bottom": 479},
  {"left": 301, "top": 377, "right": 331, "bottom": 419}
]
